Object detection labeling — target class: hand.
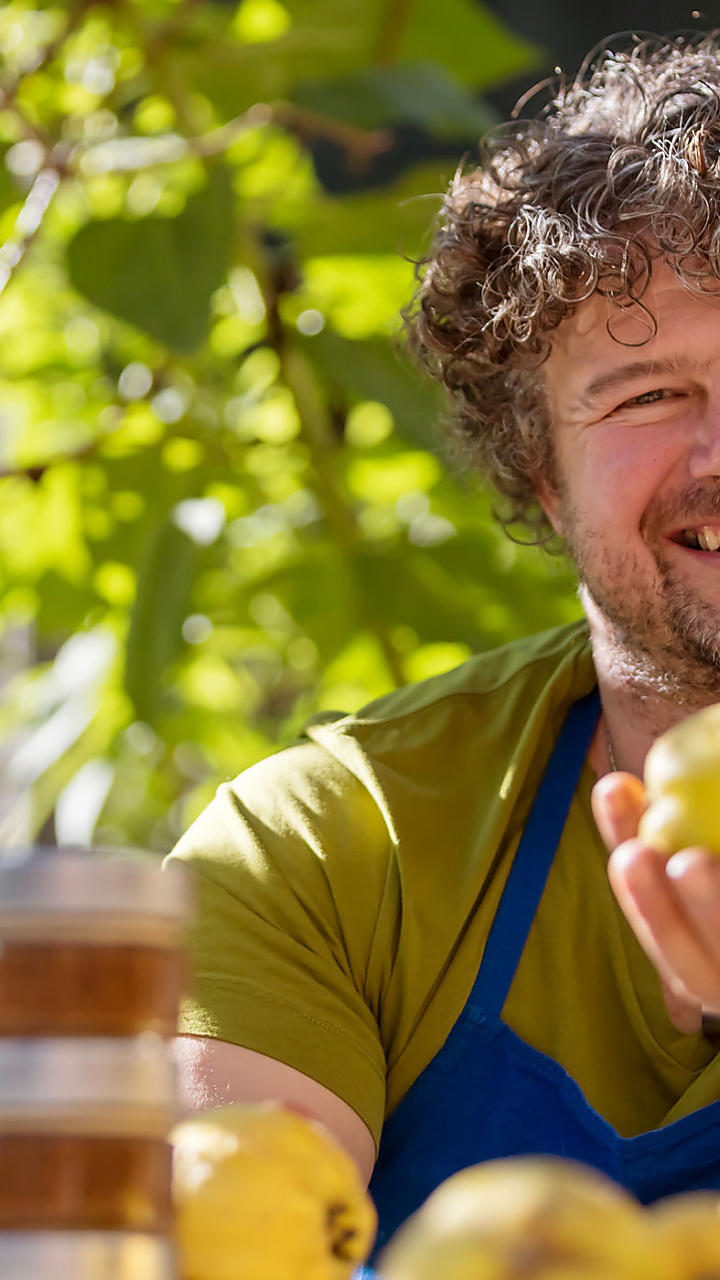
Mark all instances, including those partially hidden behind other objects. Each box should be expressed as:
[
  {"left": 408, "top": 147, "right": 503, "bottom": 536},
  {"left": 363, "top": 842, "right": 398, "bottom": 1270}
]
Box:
[{"left": 591, "top": 772, "right": 720, "bottom": 1034}]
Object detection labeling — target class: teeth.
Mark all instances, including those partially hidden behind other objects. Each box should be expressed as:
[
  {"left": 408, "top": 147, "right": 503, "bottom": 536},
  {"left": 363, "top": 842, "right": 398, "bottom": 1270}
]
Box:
[{"left": 695, "top": 526, "right": 720, "bottom": 551}]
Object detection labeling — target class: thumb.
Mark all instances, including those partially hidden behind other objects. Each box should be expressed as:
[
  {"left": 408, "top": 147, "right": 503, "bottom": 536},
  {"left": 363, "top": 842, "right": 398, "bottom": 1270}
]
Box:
[{"left": 591, "top": 772, "right": 647, "bottom": 851}]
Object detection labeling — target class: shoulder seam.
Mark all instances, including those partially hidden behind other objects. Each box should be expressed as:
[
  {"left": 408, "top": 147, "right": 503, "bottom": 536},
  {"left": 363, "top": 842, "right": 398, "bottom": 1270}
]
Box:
[
  {"left": 316, "top": 625, "right": 591, "bottom": 736},
  {"left": 188, "top": 973, "right": 386, "bottom": 1080}
]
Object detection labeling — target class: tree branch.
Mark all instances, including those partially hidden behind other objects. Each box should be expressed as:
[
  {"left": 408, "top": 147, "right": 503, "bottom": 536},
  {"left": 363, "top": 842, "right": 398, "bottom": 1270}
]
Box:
[
  {"left": 76, "top": 101, "right": 392, "bottom": 174},
  {"left": 272, "top": 102, "right": 393, "bottom": 164},
  {"left": 247, "top": 211, "right": 405, "bottom": 689},
  {"left": 0, "top": 440, "right": 96, "bottom": 483},
  {"left": 372, "top": 0, "right": 416, "bottom": 65},
  {"left": 0, "top": 0, "right": 92, "bottom": 107},
  {"left": 0, "top": 0, "right": 92, "bottom": 161},
  {"left": 281, "top": 345, "right": 407, "bottom": 689},
  {"left": 0, "top": 168, "right": 60, "bottom": 299}
]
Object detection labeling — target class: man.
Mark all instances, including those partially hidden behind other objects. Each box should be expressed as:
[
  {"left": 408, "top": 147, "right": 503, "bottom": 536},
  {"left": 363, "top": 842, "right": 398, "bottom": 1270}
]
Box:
[{"left": 169, "top": 30, "right": 720, "bottom": 1256}]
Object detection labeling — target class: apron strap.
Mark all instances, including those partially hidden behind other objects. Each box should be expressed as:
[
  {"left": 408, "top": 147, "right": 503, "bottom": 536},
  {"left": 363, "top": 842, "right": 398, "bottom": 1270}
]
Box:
[{"left": 470, "top": 687, "right": 601, "bottom": 1018}]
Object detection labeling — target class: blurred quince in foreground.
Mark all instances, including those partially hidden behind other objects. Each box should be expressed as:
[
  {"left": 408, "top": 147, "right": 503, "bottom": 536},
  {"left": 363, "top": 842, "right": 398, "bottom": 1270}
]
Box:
[
  {"left": 648, "top": 1192, "right": 720, "bottom": 1280},
  {"left": 172, "top": 1102, "right": 377, "bottom": 1280},
  {"left": 639, "top": 703, "right": 720, "bottom": 855},
  {"left": 376, "top": 1157, "right": 675, "bottom": 1280}
]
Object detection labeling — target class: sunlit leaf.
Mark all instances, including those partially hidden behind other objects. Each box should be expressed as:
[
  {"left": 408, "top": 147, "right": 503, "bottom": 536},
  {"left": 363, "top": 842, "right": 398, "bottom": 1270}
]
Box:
[
  {"left": 294, "top": 159, "right": 447, "bottom": 256},
  {"left": 399, "top": 0, "right": 541, "bottom": 87},
  {"left": 346, "top": 449, "right": 441, "bottom": 504},
  {"left": 318, "top": 630, "right": 395, "bottom": 710},
  {"left": 67, "top": 166, "right": 236, "bottom": 352},
  {"left": 405, "top": 640, "right": 472, "bottom": 682},
  {"left": 288, "top": 254, "right": 413, "bottom": 339},
  {"left": 233, "top": 0, "right": 292, "bottom": 43}
]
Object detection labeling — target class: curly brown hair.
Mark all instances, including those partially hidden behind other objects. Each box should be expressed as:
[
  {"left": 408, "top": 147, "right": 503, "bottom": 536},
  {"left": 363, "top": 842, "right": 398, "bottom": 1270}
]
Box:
[{"left": 410, "top": 31, "right": 720, "bottom": 544}]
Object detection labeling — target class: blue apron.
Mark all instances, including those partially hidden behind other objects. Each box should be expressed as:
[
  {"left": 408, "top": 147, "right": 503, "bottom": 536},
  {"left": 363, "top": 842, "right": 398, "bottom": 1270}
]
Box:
[{"left": 358, "top": 688, "right": 720, "bottom": 1275}]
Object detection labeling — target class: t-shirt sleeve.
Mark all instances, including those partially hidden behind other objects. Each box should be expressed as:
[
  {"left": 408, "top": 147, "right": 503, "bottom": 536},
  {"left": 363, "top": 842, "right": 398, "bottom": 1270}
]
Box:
[{"left": 165, "top": 740, "right": 392, "bottom": 1150}]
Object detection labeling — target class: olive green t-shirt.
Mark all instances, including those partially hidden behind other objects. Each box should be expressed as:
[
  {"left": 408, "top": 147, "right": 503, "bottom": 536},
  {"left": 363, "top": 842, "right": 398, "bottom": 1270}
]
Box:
[{"left": 167, "top": 621, "right": 720, "bottom": 1152}]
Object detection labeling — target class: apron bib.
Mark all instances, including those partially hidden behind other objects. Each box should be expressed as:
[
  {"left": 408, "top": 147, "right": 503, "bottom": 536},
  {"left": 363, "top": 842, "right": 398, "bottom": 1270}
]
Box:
[{"left": 359, "top": 689, "right": 720, "bottom": 1274}]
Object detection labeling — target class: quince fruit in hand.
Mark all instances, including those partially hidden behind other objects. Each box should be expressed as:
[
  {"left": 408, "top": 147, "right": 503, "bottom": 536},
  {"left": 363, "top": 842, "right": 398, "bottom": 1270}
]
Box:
[
  {"left": 638, "top": 703, "right": 720, "bottom": 855},
  {"left": 648, "top": 1192, "right": 720, "bottom": 1280},
  {"left": 172, "top": 1101, "right": 377, "bottom": 1280},
  {"left": 377, "top": 1157, "right": 671, "bottom": 1280}
]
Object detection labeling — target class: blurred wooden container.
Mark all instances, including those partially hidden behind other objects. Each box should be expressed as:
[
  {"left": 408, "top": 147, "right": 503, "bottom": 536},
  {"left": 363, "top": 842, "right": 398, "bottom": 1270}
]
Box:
[
  {"left": 0, "top": 846, "right": 191, "bottom": 1277},
  {"left": 0, "top": 847, "right": 191, "bottom": 1038},
  {"left": 0, "top": 1232, "right": 177, "bottom": 1280},
  {"left": 0, "top": 1036, "right": 176, "bottom": 1233}
]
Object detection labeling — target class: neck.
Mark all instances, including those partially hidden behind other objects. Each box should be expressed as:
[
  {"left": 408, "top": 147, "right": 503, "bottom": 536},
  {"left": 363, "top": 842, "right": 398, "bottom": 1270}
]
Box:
[{"left": 583, "top": 596, "right": 713, "bottom": 778}]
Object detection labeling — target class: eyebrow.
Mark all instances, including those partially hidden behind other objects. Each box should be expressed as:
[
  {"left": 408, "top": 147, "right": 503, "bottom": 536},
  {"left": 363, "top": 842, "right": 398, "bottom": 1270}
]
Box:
[{"left": 580, "top": 357, "right": 685, "bottom": 406}]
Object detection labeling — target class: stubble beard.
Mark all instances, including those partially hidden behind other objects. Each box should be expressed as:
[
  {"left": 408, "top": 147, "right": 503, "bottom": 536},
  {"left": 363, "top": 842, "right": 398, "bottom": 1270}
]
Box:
[{"left": 560, "top": 499, "right": 720, "bottom": 707}]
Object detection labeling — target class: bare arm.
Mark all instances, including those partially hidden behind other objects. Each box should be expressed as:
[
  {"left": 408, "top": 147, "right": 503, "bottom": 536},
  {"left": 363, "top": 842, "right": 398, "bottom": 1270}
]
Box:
[{"left": 173, "top": 1034, "right": 377, "bottom": 1187}]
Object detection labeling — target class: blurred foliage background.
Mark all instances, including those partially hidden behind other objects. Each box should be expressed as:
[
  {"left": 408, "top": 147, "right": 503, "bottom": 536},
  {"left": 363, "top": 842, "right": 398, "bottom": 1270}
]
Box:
[{"left": 2, "top": 0, "right": 694, "bottom": 853}]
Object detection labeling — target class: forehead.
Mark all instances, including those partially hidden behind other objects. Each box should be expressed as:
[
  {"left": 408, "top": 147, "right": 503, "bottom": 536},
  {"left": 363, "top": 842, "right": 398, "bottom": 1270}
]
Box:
[{"left": 545, "top": 259, "right": 720, "bottom": 409}]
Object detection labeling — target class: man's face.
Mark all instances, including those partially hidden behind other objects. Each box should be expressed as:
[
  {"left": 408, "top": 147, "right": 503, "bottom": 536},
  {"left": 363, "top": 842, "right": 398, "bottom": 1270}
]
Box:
[{"left": 539, "top": 258, "right": 720, "bottom": 698}]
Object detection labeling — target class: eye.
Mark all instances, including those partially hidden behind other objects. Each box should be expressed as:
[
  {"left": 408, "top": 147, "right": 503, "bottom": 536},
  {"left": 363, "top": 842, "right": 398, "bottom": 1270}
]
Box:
[{"left": 621, "top": 388, "right": 671, "bottom": 408}]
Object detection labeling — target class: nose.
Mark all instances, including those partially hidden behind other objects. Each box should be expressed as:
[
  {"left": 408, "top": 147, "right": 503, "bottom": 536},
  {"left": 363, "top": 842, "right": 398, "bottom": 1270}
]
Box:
[{"left": 688, "top": 402, "right": 720, "bottom": 479}]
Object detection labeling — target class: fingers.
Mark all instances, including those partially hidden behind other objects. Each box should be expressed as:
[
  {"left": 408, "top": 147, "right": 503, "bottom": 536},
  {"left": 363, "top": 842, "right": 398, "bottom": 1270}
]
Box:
[
  {"left": 659, "top": 978, "right": 703, "bottom": 1034},
  {"left": 608, "top": 841, "right": 695, "bottom": 999},
  {"left": 591, "top": 772, "right": 647, "bottom": 851},
  {"left": 666, "top": 849, "right": 720, "bottom": 985},
  {"left": 609, "top": 840, "right": 720, "bottom": 1014},
  {"left": 592, "top": 754, "right": 720, "bottom": 1025}
]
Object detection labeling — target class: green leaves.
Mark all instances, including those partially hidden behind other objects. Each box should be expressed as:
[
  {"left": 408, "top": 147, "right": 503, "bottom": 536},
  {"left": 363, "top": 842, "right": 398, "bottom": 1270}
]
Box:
[
  {"left": 125, "top": 515, "right": 201, "bottom": 723},
  {"left": 0, "top": 0, "right": 581, "bottom": 853},
  {"left": 397, "top": 0, "right": 540, "bottom": 87},
  {"left": 301, "top": 330, "right": 447, "bottom": 452},
  {"left": 67, "top": 167, "right": 235, "bottom": 353},
  {"left": 292, "top": 64, "right": 497, "bottom": 137}
]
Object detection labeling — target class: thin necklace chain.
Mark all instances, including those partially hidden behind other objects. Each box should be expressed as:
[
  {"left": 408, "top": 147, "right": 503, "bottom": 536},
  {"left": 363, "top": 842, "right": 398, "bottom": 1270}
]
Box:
[{"left": 604, "top": 718, "right": 618, "bottom": 773}]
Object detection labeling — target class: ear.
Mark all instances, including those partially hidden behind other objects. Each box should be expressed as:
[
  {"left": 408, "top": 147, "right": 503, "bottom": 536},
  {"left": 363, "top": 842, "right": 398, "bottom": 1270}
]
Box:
[{"left": 532, "top": 473, "right": 565, "bottom": 537}]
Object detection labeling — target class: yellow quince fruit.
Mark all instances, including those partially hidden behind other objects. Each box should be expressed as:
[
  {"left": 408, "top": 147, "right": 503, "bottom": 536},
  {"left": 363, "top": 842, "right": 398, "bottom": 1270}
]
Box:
[
  {"left": 638, "top": 703, "right": 720, "bottom": 854},
  {"left": 648, "top": 1191, "right": 720, "bottom": 1280},
  {"left": 377, "top": 1157, "right": 672, "bottom": 1280},
  {"left": 172, "top": 1101, "right": 377, "bottom": 1280},
  {"left": 376, "top": 1227, "right": 506, "bottom": 1280}
]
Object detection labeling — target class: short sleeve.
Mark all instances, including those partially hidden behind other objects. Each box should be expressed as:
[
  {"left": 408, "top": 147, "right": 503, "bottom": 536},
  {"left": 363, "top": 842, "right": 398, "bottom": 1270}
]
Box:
[{"left": 165, "top": 740, "right": 393, "bottom": 1149}]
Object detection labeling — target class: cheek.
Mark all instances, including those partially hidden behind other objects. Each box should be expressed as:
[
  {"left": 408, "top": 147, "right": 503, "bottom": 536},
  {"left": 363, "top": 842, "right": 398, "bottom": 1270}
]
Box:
[{"left": 583, "top": 433, "right": 676, "bottom": 530}]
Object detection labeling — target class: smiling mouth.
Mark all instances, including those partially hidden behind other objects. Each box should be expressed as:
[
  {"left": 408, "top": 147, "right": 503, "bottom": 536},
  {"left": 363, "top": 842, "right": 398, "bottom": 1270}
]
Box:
[{"left": 670, "top": 526, "right": 720, "bottom": 551}]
